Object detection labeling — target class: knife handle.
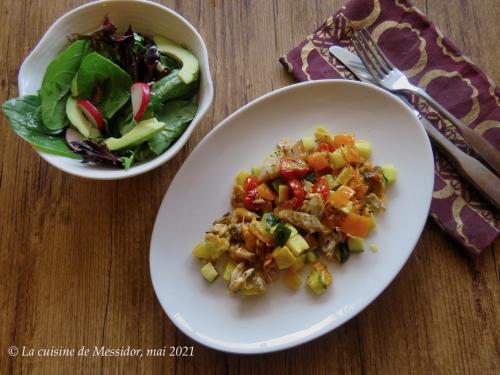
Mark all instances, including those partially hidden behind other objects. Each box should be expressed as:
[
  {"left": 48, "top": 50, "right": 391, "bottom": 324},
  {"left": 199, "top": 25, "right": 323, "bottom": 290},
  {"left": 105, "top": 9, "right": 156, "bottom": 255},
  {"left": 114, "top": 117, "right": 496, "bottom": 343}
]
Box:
[{"left": 420, "top": 116, "right": 500, "bottom": 209}]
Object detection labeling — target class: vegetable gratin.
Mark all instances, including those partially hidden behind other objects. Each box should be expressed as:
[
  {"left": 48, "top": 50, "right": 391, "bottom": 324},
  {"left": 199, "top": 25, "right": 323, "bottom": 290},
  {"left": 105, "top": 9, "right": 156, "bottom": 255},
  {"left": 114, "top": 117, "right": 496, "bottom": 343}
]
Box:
[{"left": 193, "top": 127, "right": 397, "bottom": 296}]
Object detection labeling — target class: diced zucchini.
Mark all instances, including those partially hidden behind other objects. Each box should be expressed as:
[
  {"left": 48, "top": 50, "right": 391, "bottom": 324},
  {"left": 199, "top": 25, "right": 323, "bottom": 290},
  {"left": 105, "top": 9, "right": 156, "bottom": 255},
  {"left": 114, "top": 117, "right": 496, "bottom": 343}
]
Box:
[
  {"left": 307, "top": 271, "right": 326, "bottom": 295},
  {"left": 234, "top": 207, "right": 258, "bottom": 220},
  {"left": 307, "top": 262, "right": 332, "bottom": 295},
  {"left": 369, "top": 213, "right": 377, "bottom": 230},
  {"left": 271, "top": 224, "right": 292, "bottom": 247},
  {"left": 200, "top": 262, "right": 218, "bottom": 282},
  {"left": 330, "top": 147, "right": 347, "bottom": 169},
  {"left": 235, "top": 170, "right": 250, "bottom": 186},
  {"left": 334, "top": 243, "right": 350, "bottom": 264},
  {"left": 324, "top": 174, "right": 337, "bottom": 190},
  {"left": 286, "top": 224, "right": 298, "bottom": 237},
  {"left": 286, "top": 234, "right": 310, "bottom": 257},
  {"left": 306, "top": 250, "right": 320, "bottom": 263},
  {"left": 303, "top": 171, "right": 317, "bottom": 183},
  {"left": 270, "top": 177, "right": 286, "bottom": 193},
  {"left": 272, "top": 246, "right": 297, "bottom": 270},
  {"left": 290, "top": 254, "right": 306, "bottom": 272},
  {"left": 381, "top": 165, "right": 397, "bottom": 184},
  {"left": 278, "top": 184, "right": 290, "bottom": 203},
  {"left": 369, "top": 243, "right": 379, "bottom": 253},
  {"left": 204, "top": 234, "right": 230, "bottom": 260},
  {"left": 314, "top": 127, "right": 332, "bottom": 144},
  {"left": 336, "top": 166, "right": 353, "bottom": 185},
  {"left": 262, "top": 212, "right": 280, "bottom": 232},
  {"left": 301, "top": 136, "right": 316, "bottom": 152},
  {"left": 355, "top": 140, "right": 372, "bottom": 160},
  {"left": 347, "top": 236, "right": 365, "bottom": 252},
  {"left": 241, "top": 284, "right": 265, "bottom": 297},
  {"left": 251, "top": 165, "right": 261, "bottom": 176},
  {"left": 340, "top": 202, "right": 353, "bottom": 214},
  {"left": 222, "top": 259, "right": 237, "bottom": 281},
  {"left": 282, "top": 271, "right": 302, "bottom": 290},
  {"left": 272, "top": 223, "right": 298, "bottom": 237},
  {"left": 192, "top": 242, "right": 211, "bottom": 260}
]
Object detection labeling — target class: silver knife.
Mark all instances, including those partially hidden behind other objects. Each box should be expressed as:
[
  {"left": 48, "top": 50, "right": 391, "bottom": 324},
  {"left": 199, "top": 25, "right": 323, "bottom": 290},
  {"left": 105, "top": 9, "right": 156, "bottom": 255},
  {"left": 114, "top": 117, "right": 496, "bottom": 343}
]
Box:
[{"left": 329, "top": 46, "right": 500, "bottom": 209}]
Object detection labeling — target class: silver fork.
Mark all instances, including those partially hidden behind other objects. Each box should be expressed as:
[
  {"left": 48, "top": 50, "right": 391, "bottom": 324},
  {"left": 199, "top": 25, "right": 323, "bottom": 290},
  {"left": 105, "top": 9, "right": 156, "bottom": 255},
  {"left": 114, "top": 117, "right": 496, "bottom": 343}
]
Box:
[{"left": 352, "top": 29, "right": 500, "bottom": 175}]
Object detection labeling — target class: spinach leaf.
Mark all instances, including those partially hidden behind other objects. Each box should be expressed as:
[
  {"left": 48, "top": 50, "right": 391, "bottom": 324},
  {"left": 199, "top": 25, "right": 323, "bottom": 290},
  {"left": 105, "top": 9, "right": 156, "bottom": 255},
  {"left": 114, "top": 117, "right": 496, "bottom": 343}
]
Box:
[
  {"left": 2, "top": 96, "right": 79, "bottom": 158},
  {"left": 39, "top": 40, "right": 90, "bottom": 132},
  {"left": 147, "top": 101, "right": 197, "bottom": 155},
  {"left": 72, "top": 52, "right": 132, "bottom": 120},
  {"left": 106, "top": 102, "right": 133, "bottom": 138},
  {"left": 149, "top": 70, "right": 199, "bottom": 110}
]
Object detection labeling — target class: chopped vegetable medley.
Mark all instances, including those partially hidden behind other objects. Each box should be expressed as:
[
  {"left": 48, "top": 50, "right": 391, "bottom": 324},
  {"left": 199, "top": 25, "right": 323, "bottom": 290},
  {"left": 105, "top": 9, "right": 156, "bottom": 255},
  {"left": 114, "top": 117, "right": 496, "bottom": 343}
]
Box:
[{"left": 192, "top": 127, "right": 396, "bottom": 296}]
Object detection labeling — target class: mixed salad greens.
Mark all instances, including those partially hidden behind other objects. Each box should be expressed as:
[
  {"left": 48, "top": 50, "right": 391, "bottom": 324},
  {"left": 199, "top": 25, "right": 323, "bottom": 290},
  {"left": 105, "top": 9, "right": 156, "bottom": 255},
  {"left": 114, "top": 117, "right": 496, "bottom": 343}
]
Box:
[
  {"left": 192, "top": 128, "right": 397, "bottom": 296},
  {"left": 2, "top": 16, "right": 200, "bottom": 169}
]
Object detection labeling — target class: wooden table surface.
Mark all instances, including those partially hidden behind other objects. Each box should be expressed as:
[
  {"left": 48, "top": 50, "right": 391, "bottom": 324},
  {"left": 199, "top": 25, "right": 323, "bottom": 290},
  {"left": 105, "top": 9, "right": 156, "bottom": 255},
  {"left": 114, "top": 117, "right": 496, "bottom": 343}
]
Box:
[{"left": 1, "top": 0, "right": 499, "bottom": 374}]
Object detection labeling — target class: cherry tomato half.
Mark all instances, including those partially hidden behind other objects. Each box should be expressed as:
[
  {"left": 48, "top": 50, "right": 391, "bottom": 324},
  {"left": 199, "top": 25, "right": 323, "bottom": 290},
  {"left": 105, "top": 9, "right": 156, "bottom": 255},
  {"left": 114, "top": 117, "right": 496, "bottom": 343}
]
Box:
[
  {"left": 243, "top": 175, "right": 259, "bottom": 210},
  {"left": 288, "top": 179, "right": 305, "bottom": 208},
  {"left": 313, "top": 176, "right": 330, "bottom": 201},
  {"left": 317, "top": 142, "right": 334, "bottom": 152},
  {"left": 279, "top": 157, "right": 309, "bottom": 180}
]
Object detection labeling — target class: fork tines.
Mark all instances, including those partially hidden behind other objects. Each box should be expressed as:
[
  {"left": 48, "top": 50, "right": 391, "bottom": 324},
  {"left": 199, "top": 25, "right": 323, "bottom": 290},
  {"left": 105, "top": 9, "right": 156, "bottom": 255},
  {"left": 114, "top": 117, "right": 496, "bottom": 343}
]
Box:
[{"left": 352, "top": 29, "right": 393, "bottom": 81}]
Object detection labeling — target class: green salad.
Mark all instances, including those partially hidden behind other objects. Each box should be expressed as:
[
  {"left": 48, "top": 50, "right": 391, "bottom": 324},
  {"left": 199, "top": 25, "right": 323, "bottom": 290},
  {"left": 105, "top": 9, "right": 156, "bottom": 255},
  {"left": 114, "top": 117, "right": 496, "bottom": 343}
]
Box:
[{"left": 2, "top": 16, "right": 200, "bottom": 169}]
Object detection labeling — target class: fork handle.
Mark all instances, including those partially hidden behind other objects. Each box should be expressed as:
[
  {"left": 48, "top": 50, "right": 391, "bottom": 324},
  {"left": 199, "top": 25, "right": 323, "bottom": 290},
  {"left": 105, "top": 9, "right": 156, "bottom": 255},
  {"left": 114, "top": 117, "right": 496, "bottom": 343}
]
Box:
[
  {"left": 419, "top": 114, "right": 500, "bottom": 209},
  {"left": 411, "top": 88, "right": 500, "bottom": 176}
]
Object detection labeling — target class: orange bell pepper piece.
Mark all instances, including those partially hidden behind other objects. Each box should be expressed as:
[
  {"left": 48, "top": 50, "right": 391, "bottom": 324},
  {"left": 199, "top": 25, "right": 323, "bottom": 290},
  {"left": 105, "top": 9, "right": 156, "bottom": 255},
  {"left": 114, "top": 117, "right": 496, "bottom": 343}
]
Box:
[
  {"left": 256, "top": 183, "right": 277, "bottom": 201},
  {"left": 343, "top": 146, "right": 363, "bottom": 164},
  {"left": 333, "top": 134, "right": 355, "bottom": 149},
  {"left": 340, "top": 213, "right": 371, "bottom": 238},
  {"left": 308, "top": 152, "right": 331, "bottom": 173},
  {"left": 328, "top": 186, "right": 355, "bottom": 209}
]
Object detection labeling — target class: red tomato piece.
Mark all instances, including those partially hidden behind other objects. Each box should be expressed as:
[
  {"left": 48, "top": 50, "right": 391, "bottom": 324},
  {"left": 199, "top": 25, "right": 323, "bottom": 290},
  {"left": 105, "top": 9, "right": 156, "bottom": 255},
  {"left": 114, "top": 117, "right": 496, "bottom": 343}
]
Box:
[
  {"left": 288, "top": 179, "right": 305, "bottom": 207},
  {"left": 243, "top": 175, "right": 260, "bottom": 210},
  {"left": 317, "top": 142, "right": 334, "bottom": 152},
  {"left": 279, "top": 157, "right": 309, "bottom": 180},
  {"left": 244, "top": 175, "right": 259, "bottom": 192},
  {"left": 313, "top": 176, "right": 330, "bottom": 200}
]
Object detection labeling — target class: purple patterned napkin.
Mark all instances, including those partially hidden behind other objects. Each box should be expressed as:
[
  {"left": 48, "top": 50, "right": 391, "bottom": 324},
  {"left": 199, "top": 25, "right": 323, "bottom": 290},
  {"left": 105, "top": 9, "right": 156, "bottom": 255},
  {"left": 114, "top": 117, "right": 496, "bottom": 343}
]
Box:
[{"left": 279, "top": 0, "right": 499, "bottom": 255}]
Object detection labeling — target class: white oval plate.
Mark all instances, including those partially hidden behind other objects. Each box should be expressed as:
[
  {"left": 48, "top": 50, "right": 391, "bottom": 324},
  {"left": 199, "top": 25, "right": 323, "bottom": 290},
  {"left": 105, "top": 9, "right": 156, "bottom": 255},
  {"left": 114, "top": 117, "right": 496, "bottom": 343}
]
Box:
[{"left": 150, "top": 80, "right": 434, "bottom": 354}]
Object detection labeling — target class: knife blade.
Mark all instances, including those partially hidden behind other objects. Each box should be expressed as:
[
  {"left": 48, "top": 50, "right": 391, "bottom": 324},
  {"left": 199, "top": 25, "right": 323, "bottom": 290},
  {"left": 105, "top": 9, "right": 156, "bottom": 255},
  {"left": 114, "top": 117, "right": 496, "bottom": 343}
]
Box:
[{"left": 329, "top": 46, "right": 500, "bottom": 209}]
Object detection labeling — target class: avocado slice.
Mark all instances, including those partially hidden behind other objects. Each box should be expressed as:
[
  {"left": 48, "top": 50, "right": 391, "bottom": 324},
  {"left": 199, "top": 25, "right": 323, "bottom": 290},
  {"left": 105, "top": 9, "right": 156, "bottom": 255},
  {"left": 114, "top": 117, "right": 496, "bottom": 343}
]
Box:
[
  {"left": 65, "top": 96, "right": 101, "bottom": 138},
  {"left": 104, "top": 118, "right": 165, "bottom": 151},
  {"left": 154, "top": 36, "right": 199, "bottom": 84}
]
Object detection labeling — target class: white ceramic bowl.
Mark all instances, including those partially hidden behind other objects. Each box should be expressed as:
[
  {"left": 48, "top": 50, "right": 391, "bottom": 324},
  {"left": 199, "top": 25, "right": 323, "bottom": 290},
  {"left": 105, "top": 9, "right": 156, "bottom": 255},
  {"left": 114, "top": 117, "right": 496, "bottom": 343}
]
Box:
[
  {"left": 18, "top": 0, "right": 213, "bottom": 180},
  {"left": 150, "top": 80, "right": 434, "bottom": 354}
]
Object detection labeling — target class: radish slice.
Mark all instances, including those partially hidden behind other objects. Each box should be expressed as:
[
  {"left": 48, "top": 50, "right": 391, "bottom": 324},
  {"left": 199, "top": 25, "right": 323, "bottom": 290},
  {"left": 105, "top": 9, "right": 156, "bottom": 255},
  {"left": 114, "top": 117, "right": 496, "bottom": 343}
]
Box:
[
  {"left": 131, "top": 83, "right": 151, "bottom": 121},
  {"left": 77, "top": 99, "right": 104, "bottom": 130}
]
